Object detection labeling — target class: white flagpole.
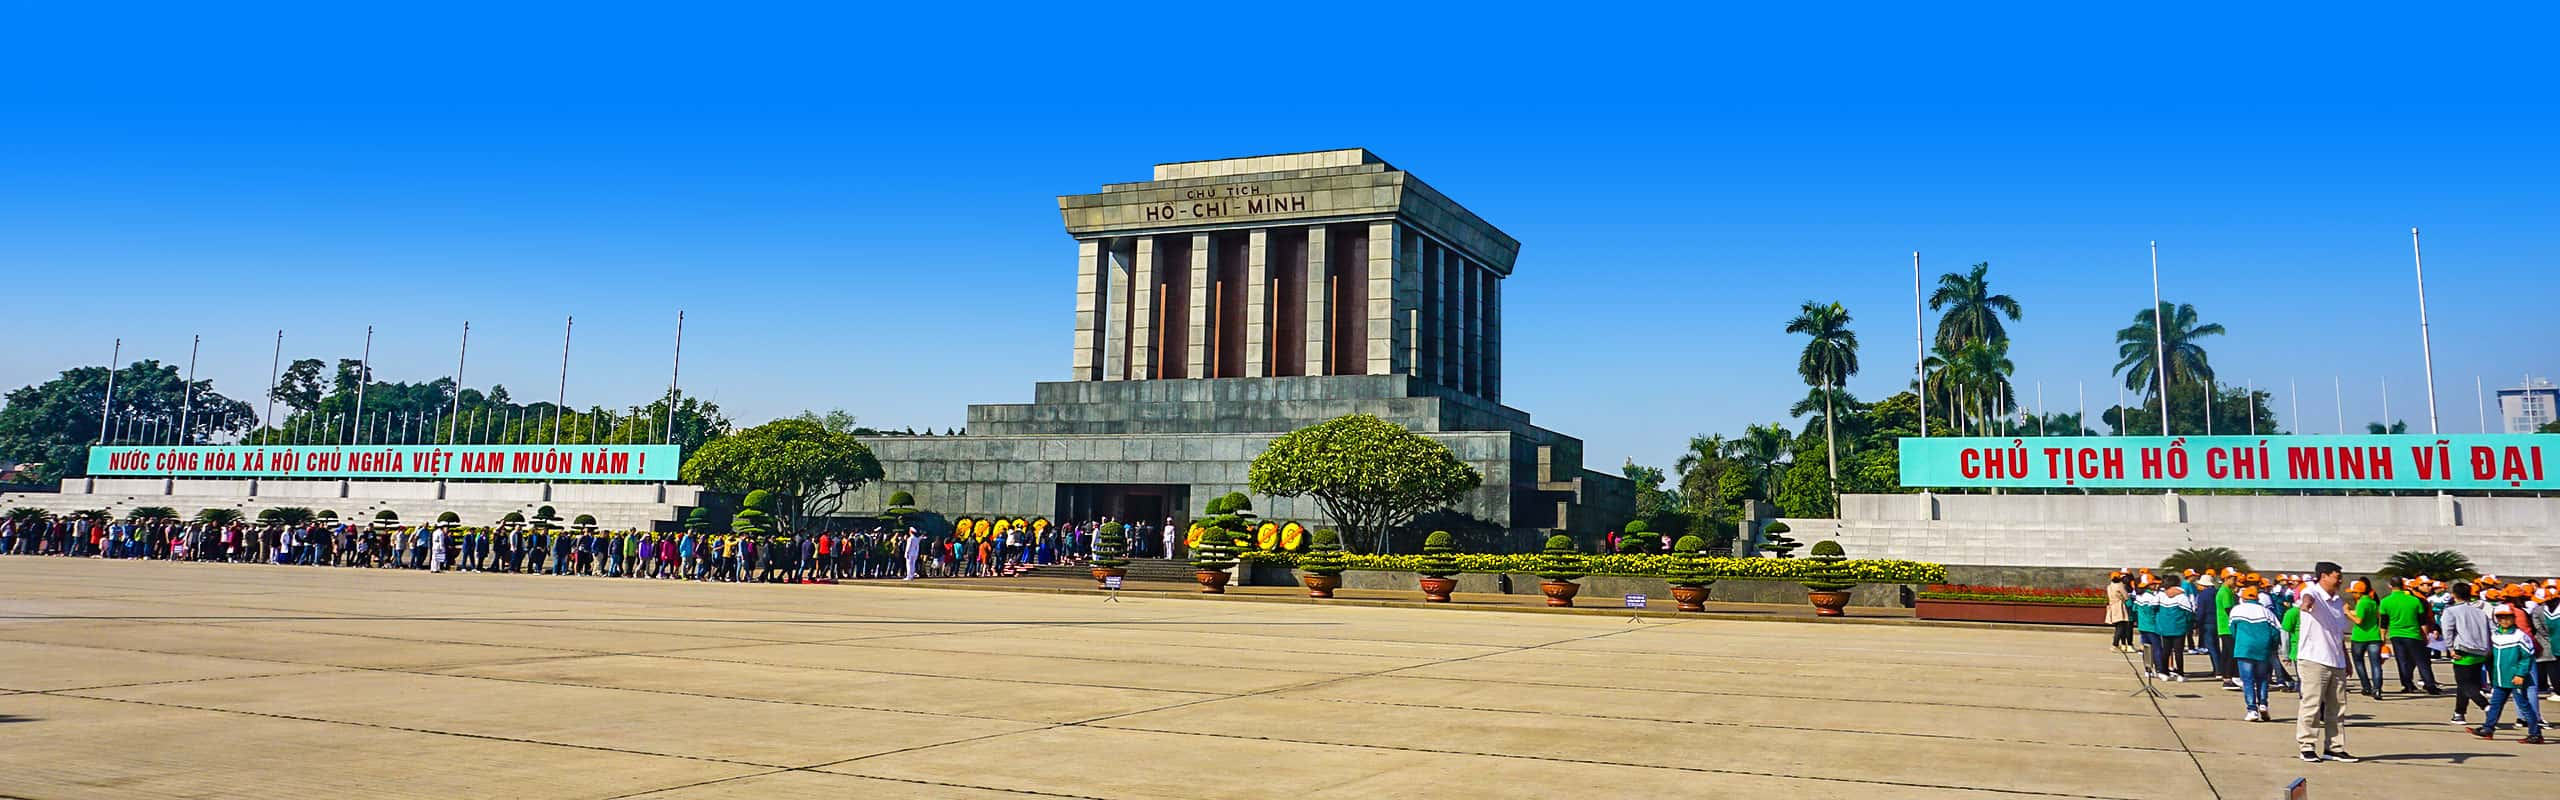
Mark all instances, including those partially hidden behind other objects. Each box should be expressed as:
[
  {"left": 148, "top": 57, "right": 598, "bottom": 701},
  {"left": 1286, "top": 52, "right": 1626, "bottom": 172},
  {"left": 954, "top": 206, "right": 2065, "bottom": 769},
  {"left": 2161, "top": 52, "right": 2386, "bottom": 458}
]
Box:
[
  {"left": 2077, "top": 382, "right": 2086, "bottom": 436},
  {"left": 2333, "top": 377, "right": 2344, "bottom": 435},
  {"left": 2247, "top": 379, "right": 2256, "bottom": 435},
  {"left": 2411, "top": 227, "right": 2441, "bottom": 435},
  {"left": 2205, "top": 377, "right": 2215, "bottom": 436},
  {"left": 2150, "top": 241, "right": 2170, "bottom": 436},
  {"left": 2035, "top": 381, "right": 2046, "bottom": 436},
  {"left": 2116, "top": 385, "right": 2125, "bottom": 436},
  {"left": 351, "top": 326, "right": 372, "bottom": 445},
  {"left": 2467, "top": 376, "right": 2488, "bottom": 433},
  {"left": 97, "top": 339, "right": 120, "bottom": 445},
  {"left": 179, "top": 334, "right": 200, "bottom": 444},
  {"left": 665, "top": 310, "right": 685, "bottom": 445},
  {"left": 264, "top": 330, "right": 282, "bottom": 438},
  {"left": 2382, "top": 377, "right": 2391, "bottom": 429},
  {"left": 2290, "top": 378, "right": 2300, "bottom": 436},
  {"left": 1913, "top": 252, "right": 1927, "bottom": 438},
  {"left": 554, "top": 315, "right": 572, "bottom": 445},
  {"left": 450, "top": 321, "right": 469, "bottom": 444}
]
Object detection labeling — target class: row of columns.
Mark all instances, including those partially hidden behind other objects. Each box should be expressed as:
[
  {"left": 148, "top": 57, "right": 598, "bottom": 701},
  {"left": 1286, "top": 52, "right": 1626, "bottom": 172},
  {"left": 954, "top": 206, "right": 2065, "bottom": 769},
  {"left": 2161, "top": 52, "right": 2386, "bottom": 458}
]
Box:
[{"left": 1071, "top": 221, "right": 1499, "bottom": 401}]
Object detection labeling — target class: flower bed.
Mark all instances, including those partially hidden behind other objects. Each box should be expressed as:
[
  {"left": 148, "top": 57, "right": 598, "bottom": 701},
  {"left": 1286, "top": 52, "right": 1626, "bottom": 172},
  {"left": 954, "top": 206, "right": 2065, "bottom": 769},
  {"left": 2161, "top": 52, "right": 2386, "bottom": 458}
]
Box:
[
  {"left": 1914, "top": 584, "right": 2107, "bottom": 605},
  {"left": 1912, "top": 584, "right": 2108, "bottom": 625},
  {"left": 1237, "top": 551, "right": 1946, "bottom": 584}
]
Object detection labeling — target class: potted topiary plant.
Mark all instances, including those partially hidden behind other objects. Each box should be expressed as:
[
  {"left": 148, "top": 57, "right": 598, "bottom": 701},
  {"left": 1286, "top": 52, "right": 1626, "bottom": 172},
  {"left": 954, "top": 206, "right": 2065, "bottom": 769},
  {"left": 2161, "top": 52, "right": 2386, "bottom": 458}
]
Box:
[
  {"left": 1189, "top": 523, "right": 1238, "bottom": 593},
  {"left": 1802, "top": 539, "right": 1856, "bottom": 616},
  {"left": 1617, "top": 520, "right": 1654, "bottom": 554},
  {"left": 1298, "top": 529, "right": 1349, "bottom": 598},
  {"left": 1415, "top": 530, "right": 1462, "bottom": 602},
  {"left": 1091, "top": 522, "right": 1130, "bottom": 588},
  {"left": 1534, "top": 534, "right": 1585, "bottom": 607},
  {"left": 1666, "top": 534, "right": 1717, "bottom": 612},
  {"left": 1758, "top": 521, "right": 1800, "bottom": 558},
  {"left": 572, "top": 513, "right": 598, "bottom": 530}
]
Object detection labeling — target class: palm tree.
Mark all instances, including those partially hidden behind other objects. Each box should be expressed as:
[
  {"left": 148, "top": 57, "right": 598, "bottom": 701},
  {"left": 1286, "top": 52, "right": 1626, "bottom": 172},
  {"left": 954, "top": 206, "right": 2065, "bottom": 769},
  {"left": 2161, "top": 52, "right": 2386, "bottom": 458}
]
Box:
[
  {"left": 1672, "top": 434, "right": 1726, "bottom": 479},
  {"left": 1928, "top": 262, "right": 2024, "bottom": 351},
  {"left": 4, "top": 507, "right": 49, "bottom": 528},
  {"left": 2365, "top": 421, "right": 2409, "bottom": 434},
  {"left": 2379, "top": 549, "right": 2477, "bottom": 581},
  {"left": 2113, "top": 301, "right": 2225, "bottom": 401},
  {"left": 194, "top": 508, "right": 244, "bottom": 527},
  {"left": 1786, "top": 301, "right": 1858, "bottom": 504},
  {"left": 1721, "top": 423, "right": 1791, "bottom": 502},
  {"left": 1953, "top": 339, "right": 2017, "bottom": 435}
]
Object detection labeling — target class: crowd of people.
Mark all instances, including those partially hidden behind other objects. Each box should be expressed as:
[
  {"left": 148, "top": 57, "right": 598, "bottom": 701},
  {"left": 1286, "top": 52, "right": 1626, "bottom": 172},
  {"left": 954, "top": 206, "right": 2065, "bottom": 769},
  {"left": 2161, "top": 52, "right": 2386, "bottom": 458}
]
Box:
[
  {"left": 2106, "top": 563, "right": 2556, "bottom": 759},
  {"left": 0, "top": 513, "right": 1145, "bottom": 583}
]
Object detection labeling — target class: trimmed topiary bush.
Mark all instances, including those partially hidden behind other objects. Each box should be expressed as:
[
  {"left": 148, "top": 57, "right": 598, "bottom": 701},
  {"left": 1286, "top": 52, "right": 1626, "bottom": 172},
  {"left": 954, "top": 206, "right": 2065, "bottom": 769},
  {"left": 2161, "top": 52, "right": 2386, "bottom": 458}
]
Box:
[
  {"left": 682, "top": 507, "right": 709, "bottom": 533},
  {"left": 501, "top": 511, "right": 527, "bottom": 526},
  {"left": 1803, "top": 539, "right": 1855, "bottom": 591},
  {"left": 1093, "top": 522, "right": 1130, "bottom": 568},
  {"left": 573, "top": 513, "right": 597, "bottom": 527},
  {"left": 1758, "top": 521, "right": 1800, "bottom": 559},
  {"left": 887, "top": 490, "right": 915, "bottom": 507},
  {"left": 1667, "top": 535, "right": 1714, "bottom": 588},
  {"left": 1415, "top": 530, "right": 1462, "bottom": 578},
  {"left": 1534, "top": 534, "right": 1585, "bottom": 582},
  {"left": 1298, "top": 529, "right": 1349, "bottom": 577},
  {"left": 435, "top": 511, "right": 461, "bottom": 525},
  {"left": 1190, "top": 524, "right": 1239, "bottom": 571}
]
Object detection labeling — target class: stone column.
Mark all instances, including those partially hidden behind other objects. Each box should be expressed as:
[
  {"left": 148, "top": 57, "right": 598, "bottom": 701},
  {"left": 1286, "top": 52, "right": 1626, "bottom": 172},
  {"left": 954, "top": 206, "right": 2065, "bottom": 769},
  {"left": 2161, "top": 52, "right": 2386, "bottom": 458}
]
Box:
[
  {"left": 1418, "top": 238, "right": 1442, "bottom": 383},
  {"left": 1462, "top": 260, "right": 1483, "bottom": 397},
  {"left": 1454, "top": 250, "right": 1474, "bottom": 389},
  {"left": 1376, "top": 222, "right": 1410, "bottom": 376},
  {"left": 1187, "top": 233, "right": 1212, "bottom": 379},
  {"left": 1245, "top": 228, "right": 1271, "bottom": 377},
  {"left": 1303, "top": 225, "right": 1330, "bottom": 376},
  {"left": 1130, "top": 237, "right": 1157, "bottom": 380},
  {"left": 1071, "top": 239, "right": 1102, "bottom": 380},
  {"left": 1102, "top": 239, "right": 1133, "bottom": 381},
  {"left": 1483, "top": 274, "right": 1501, "bottom": 402}
]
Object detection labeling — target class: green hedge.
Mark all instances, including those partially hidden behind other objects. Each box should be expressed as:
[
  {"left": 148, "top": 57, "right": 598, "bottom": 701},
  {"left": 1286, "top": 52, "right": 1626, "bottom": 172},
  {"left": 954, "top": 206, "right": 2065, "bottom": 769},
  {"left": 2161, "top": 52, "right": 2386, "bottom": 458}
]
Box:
[{"left": 1237, "top": 551, "right": 1944, "bottom": 584}]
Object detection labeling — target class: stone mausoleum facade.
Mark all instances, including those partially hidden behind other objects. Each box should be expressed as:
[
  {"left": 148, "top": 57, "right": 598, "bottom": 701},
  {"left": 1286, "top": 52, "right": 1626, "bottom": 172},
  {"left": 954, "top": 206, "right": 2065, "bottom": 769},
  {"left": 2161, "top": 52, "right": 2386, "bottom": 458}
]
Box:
[{"left": 845, "top": 150, "right": 1629, "bottom": 545}]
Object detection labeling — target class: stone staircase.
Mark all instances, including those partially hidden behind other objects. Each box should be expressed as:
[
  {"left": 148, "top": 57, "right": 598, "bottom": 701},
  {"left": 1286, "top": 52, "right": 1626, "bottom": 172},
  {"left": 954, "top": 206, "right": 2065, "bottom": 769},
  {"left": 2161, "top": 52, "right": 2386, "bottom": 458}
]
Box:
[{"left": 1014, "top": 558, "right": 1197, "bottom": 583}]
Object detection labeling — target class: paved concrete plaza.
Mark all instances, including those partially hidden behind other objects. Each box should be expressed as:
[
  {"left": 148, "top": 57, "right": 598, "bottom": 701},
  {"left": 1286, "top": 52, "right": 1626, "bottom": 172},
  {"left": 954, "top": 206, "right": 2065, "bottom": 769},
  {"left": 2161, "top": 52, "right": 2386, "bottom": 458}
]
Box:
[{"left": 0, "top": 558, "right": 2543, "bottom": 799}]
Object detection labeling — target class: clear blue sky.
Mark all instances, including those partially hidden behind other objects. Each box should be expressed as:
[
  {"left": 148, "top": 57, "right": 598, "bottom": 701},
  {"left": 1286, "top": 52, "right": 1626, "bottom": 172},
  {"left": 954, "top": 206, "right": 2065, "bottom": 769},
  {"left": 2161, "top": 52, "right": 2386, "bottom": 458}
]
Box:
[{"left": 4, "top": 5, "right": 2553, "bottom": 472}]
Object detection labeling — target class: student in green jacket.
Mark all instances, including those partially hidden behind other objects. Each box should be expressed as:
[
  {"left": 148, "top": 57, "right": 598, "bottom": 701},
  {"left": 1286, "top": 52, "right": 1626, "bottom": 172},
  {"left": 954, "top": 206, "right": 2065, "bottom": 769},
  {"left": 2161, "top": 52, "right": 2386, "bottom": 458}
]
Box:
[
  {"left": 2281, "top": 601, "right": 2305, "bottom": 692},
  {"left": 2157, "top": 585, "right": 2196, "bottom": 681},
  {"left": 2470, "top": 606, "right": 2545, "bottom": 743},
  {"left": 2230, "top": 584, "right": 2285, "bottom": 721}
]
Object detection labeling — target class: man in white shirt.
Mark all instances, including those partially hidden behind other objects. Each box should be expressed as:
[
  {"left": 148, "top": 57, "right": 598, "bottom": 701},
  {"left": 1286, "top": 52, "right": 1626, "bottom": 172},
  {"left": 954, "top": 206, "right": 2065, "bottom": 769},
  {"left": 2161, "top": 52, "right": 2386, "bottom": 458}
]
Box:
[{"left": 2293, "top": 561, "right": 2360, "bottom": 763}]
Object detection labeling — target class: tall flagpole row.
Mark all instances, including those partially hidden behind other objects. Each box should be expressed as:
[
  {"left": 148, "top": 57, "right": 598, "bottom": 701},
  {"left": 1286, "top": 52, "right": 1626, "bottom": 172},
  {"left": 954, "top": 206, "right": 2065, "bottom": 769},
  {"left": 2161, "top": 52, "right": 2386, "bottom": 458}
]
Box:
[{"left": 2411, "top": 227, "right": 2441, "bottom": 435}]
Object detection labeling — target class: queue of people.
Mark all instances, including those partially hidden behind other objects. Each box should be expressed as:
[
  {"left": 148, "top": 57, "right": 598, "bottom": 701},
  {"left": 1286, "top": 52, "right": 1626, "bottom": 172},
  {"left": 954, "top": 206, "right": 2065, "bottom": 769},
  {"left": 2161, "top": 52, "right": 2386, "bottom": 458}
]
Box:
[
  {"left": 2110, "top": 563, "right": 2556, "bottom": 759},
  {"left": 0, "top": 513, "right": 1129, "bottom": 584}
]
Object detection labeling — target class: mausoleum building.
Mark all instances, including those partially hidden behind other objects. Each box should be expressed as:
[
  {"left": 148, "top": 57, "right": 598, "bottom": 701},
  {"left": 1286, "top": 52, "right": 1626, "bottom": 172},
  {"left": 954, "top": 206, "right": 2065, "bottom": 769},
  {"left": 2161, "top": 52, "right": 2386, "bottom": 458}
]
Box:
[{"left": 847, "top": 150, "right": 1629, "bottom": 544}]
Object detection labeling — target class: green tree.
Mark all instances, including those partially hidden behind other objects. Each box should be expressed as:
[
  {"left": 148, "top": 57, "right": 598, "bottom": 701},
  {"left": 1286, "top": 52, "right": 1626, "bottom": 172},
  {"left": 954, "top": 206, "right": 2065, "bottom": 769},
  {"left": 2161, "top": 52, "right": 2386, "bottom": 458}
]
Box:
[
  {"left": 2113, "top": 301, "right": 2226, "bottom": 412},
  {"left": 0, "top": 360, "right": 255, "bottom": 481},
  {"left": 2365, "top": 420, "right": 2409, "bottom": 434},
  {"left": 1620, "top": 460, "right": 1683, "bottom": 533},
  {"left": 1928, "top": 262, "right": 2024, "bottom": 352},
  {"left": 1786, "top": 301, "right": 1859, "bottom": 509},
  {"left": 1721, "top": 422, "right": 1791, "bottom": 502},
  {"left": 1247, "top": 413, "right": 1483, "bottom": 554},
  {"left": 680, "top": 418, "right": 885, "bottom": 529}
]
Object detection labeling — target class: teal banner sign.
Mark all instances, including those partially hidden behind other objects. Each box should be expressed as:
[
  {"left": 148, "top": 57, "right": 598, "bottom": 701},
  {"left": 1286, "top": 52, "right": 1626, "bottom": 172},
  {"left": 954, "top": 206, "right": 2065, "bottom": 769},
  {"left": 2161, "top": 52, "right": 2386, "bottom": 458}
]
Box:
[
  {"left": 1899, "top": 434, "right": 2556, "bottom": 491},
  {"left": 88, "top": 445, "right": 679, "bottom": 482}
]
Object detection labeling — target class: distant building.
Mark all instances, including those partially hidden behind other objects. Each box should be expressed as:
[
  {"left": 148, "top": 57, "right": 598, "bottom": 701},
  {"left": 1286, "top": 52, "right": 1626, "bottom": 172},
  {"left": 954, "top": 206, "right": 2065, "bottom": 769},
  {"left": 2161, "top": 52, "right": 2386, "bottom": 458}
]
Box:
[{"left": 2498, "top": 376, "right": 2558, "bottom": 433}]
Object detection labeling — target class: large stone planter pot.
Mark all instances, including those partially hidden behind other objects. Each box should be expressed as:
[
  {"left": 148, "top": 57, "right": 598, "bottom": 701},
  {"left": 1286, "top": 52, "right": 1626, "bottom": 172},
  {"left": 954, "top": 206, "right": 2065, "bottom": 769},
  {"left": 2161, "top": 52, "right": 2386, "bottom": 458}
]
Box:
[
  {"left": 1195, "top": 570, "right": 1231, "bottom": 594},
  {"left": 1807, "top": 590, "right": 1852, "bottom": 617},
  {"left": 1669, "top": 584, "right": 1713, "bottom": 612},
  {"left": 1418, "top": 576, "right": 1457, "bottom": 603},
  {"left": 1301, "top": 573, "right": 1342, "bottom": 598},
  {"left": 1914, "top": 598, "right": 2107, "bottom": 625},
  {"left": 1091, "top": 567, "right": 1125, "bottom": 589},
  {"left": 1539, "top": 580, "right": 1581, "bottom": 607}
]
